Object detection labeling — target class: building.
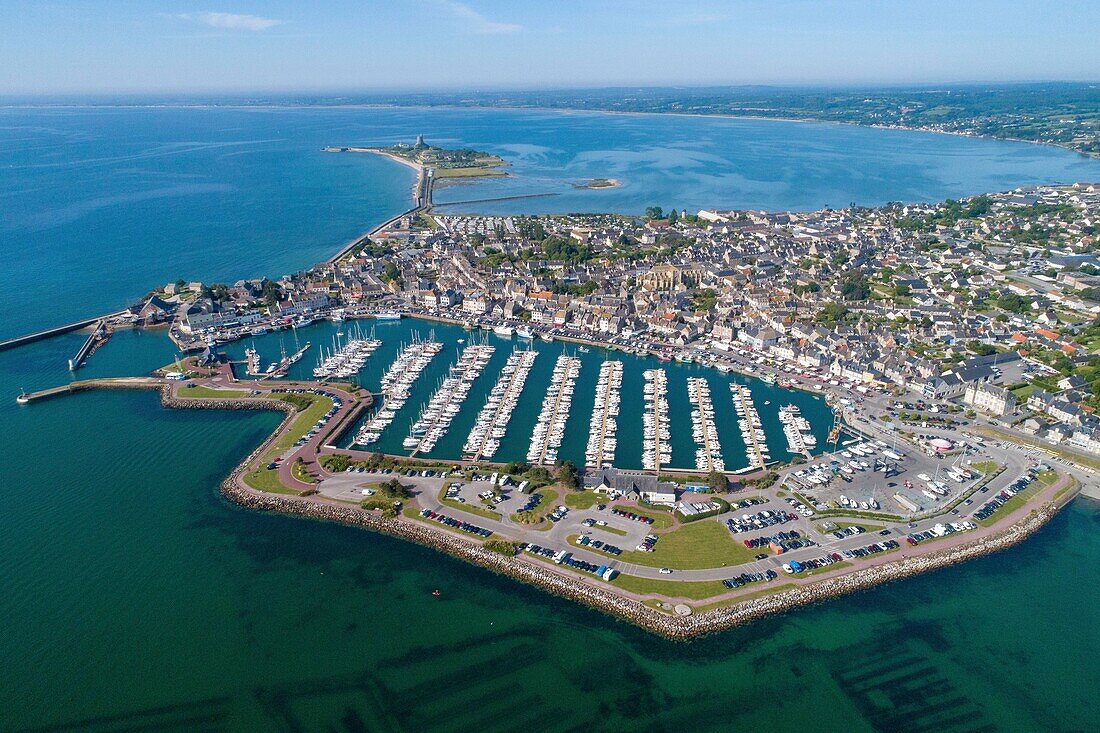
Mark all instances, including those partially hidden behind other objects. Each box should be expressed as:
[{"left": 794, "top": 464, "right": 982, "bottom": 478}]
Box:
[{"left": 963, "top": 383, "right": 1017, "bottom": 417}]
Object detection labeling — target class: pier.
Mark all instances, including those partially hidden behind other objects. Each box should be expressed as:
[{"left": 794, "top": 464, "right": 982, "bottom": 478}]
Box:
[
  {"left": 465, "top": 349, "right": 537, "bottom": 462},
  {"left": 527, "top": 355, "right": 580, "bottom": 465},
  {"left": 17, "top": 377, "right": 164, "bottom": 404},
  {"left": 406, "top": 343, "right": 494, "bottom": 456},
  {"left": 687, "top": 377, "right": 724, "bottom": 472},
  {"left": 731, "top": 384, "right": 769, "bottom": 469},
  {"left": 327, "top": 157, "right": 434, "bottom": 265},
  {"left": 585, "top": 360, "right": 622, "bottom": 469},
  {"left": 642, "top": 369, "right": 671, "bottom": 473},
  {"left": 0, "top": 310, "right": 128, "bottom": 354},
  {"left": 68, "top": 319, "right": 107, "bottom": 370}
]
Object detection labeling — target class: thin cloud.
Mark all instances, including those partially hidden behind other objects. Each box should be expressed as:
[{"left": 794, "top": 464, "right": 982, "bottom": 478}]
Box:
[
  {"left": 436, "top": 0, "right": 522, "bottom": 34},
  {"left": 176, "top": 11, "right": 283, "bottom": 32}
]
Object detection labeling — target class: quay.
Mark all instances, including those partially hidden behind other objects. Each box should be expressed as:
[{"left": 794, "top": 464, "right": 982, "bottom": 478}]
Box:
[
  {"left": 0, "top": 310, "right": 128, "bottom": 354},
  {"left": 17, "top": 376, "right": 165, "bottom": 404}
]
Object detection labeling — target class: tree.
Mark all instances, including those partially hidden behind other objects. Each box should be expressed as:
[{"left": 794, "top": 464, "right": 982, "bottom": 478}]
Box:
[
  {"left": 840, "top": 274, "right": 871, "bottom": 300},
  {"left": 667, "top": 207, "right": 678, "bottom": 223},
  {"left": 644, "top": 206, "right": 664, "bottom": 220},
  {"left": 556, "top": 460, "right": 581, "bottom": 491},
  {"left": 259, "top": 280, "right": 283, "bottom": 306},
  {"left": 707, "top": 471, "right": 728, "bottom": 493}
]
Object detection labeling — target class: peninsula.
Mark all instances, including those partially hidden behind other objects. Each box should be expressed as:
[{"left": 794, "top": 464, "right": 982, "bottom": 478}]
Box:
[
  {"left": 14, "top": 172, "right": 1099, "bottom": 637},
  {"left": 324, "top": 136, "right": 509, "bottom": 179}
]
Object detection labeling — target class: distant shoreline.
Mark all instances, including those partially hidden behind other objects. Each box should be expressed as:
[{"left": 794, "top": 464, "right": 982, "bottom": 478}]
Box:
[{"left": 7, "top": 101, "right": 1091, "bottom": 159}]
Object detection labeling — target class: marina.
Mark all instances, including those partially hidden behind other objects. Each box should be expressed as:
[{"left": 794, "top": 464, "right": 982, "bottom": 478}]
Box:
[
  {"left": 778, "top": 404, "right": 815, "bottom": 458},
  {"left": 312, "top": 326, "right": 382, "bottom": 380},
  {"left": 731, "top": 384, "right": 770, "bottom": 469},
  {"left": 463, "top": 348, "right": 538, "bottom": 461},
  {"left": 354, "top": 336, "right": 443, "bottom": 445},
  {"left": 642, "top": 369, "right": 671, "bottom": 471},
  {"left": 585, "top": 360, "right": 623, "bottom": 469},
  {"left": 687, "top": 377, "right": 724, "bottom": 472},
  {"left": 527, "top": 354, "right": 581, "bottom": 465},
  {"left": 404, "top": 343, "right": 495, "bottom": 454},
  {"left": 209, "top": 318, "right": 835, "bottom": 469}
]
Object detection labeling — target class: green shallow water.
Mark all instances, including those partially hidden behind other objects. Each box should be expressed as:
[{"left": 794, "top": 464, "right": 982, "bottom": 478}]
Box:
[{"left": 0, "top": 330, "right": 1096, "bottom": 731}]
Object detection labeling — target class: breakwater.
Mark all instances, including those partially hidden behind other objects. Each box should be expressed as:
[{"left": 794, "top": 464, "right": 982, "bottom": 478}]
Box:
[{"left": 29, "top": 377, "right": 1069, "bottom": 639}]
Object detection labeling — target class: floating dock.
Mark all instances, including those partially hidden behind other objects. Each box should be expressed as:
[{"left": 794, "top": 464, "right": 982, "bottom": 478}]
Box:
[
  {"left": 585, "top": 360, "right": 622, "bottom": 469},
  {"left": 527, "top": 354, "right": 580, "bottom": 465},
  {"left": 731, "top": 384, "right": 769, "bottom": 469},
  {"left": 687, "top": 377, "right": 724, "bottom": 472},
  {"left": 465, "top": 349, "right": 537, "bottom": 461}
]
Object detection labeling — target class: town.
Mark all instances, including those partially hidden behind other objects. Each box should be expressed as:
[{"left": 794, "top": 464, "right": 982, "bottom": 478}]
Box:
[{"left": 40, "top": 180, "right": 1098, "bottom": 630}]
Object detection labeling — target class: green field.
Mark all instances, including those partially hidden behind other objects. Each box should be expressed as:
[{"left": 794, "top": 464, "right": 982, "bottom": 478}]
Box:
[
  {"left": 270, "top": 394, "right": 332, "bottom": 454},
  {"left": 243, "top": 467, "right": 305, "bottom": 495},
  {"left": 564, "top": 491, "right": 603, "bottom": 510},
  {"left": 178, "top": 386, "right": 249, "bottom": 399},
  {"left": 433, "top": 166, "right": 507, "bottom": 179},
  {"left": 616, "top": 520, "right": 758, "bottom": 570},
  {"left": 592, "top": 523, "right": 627, "bottom": 537},
  {"left": 610, "top": 573, "right": 729, "bottom": 601},
  {"left": 613, "top": 506, "right": 674, "bottom": 530}
]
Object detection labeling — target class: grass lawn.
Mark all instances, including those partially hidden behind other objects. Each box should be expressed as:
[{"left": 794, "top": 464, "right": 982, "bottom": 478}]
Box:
[
  {"left": 612, "top": 506, "right": 674, "bottom": 530},
  {"left": 243, "top": 467, "right": 304, "bottom": 495},
  {"left": 799, "top": 560, "right": 852, "bottom": 577},
  {"left": 592, "top": 523, "right": 627, "bottom": 537},
  {"left": 972, "top": 460, "right": 1001, "bottom": 475},
  {"left": 617, "top": 520, "right": 759, "bottom": 570},
  {"left": 610, "top": 573, "right": 730, "bottom": 601},
  {"left": 511, "top": 488, "right": 559, "bottom": 524},
  {"left": 437, "top": 486, "right": 502, "bottom": 522},
  {"left": 178, "top": 385, "right": 249, "bottom": 399},
  {"left": 291, "top": 461, "right": 317, "bottom": 484},
  {"left": 564, "top": 491, "right": 603, "bottom": 510},
  {"left": 1036, "top": 469, "right": 1059, "bottom": 486},
  {"left": 977, "top": 481, "right": 1044, "bottom": 527},
  {"left": 816, "top": 521, "right": 883, "bottom": 534},
  {"left": 269, "top": 394, "right": 333, "bottom": 455},
  {"left": 433, "top": 166, "right": 507, "bottom": 178}
]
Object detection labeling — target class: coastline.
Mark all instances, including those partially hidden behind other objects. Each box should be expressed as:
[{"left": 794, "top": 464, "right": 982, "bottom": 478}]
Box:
[{"left": 27, "top": 377, "right": 1074, "bottom": 639}]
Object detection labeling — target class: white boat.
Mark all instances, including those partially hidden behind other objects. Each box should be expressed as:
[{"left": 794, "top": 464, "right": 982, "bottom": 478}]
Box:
[
  {"left": 375, "top": 312, "right": 402, "bottom": 321},
  {"left": 516, "top": 327, "right": 533, "bottom": 339},
  {"left": 493, "top": 325, "right": 514, "bottom": 337}
]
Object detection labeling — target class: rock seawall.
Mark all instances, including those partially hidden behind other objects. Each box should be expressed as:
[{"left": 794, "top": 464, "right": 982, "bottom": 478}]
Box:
[{"left": 163, "top": 388, "right": 1065, "bottom": 639}]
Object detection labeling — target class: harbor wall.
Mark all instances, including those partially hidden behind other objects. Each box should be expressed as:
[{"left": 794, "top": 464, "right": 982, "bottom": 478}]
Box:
[{"left": 25, "top": 378, "right": 1072, "bottom": 639}]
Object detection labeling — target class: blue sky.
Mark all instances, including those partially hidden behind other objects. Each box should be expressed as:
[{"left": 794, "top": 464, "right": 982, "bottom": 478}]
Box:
[{"left": 1, "top": 0, "right": 1098, "bottom": 94}]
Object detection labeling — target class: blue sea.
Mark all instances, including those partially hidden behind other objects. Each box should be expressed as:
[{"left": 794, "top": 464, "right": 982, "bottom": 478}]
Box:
[
  {"left": 0, "top": 105, "right": 1098, "bottom": 731},
  {"left": 2, "top": 105, "right": 1099, "bottom": 339}
]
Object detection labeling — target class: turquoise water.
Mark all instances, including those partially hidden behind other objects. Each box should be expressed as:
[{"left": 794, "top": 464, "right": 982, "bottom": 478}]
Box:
[
  {"left": 3, "top": 106, "right": 1099, "bottom": 338},
  {"left": 224, "top": 318, "right": 833, "bottom": 469},
  {"left": 1, "top": 107, "right": 1098, "bottom": 731}
]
